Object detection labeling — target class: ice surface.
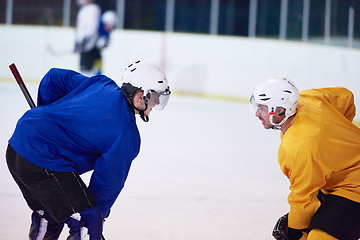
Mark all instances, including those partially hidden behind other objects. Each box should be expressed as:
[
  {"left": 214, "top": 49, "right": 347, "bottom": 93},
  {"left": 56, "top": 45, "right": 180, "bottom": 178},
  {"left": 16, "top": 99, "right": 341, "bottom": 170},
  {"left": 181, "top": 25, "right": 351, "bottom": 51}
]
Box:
[{"left": 0, "top": 81, "right": 290, "bottom": 239}]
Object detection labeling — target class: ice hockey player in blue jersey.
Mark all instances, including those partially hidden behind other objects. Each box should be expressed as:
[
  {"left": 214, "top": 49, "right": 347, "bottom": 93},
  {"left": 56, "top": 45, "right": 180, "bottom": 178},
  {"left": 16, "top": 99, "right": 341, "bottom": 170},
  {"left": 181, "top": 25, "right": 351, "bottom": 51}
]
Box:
[
  {"left": 95, "top": 10, "right": 117, "bottom": 75},
  {"left": 97, "top": 11, "right": 116, "bottom": 50},
  {"left": 6, "top": 60, "right": 171, "bottom": 240}
]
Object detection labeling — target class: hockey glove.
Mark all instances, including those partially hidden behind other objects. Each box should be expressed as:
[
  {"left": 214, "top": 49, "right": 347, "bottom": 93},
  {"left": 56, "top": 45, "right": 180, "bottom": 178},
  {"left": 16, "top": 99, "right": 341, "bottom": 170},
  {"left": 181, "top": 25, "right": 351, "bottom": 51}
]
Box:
[
  {"left": 272, "top": 213, "right": 303, "bottom": 240},
  {"left": 74, "top": 42, "right": 83, "bottom": 53},
  {"left": 74, "top": 38, "right": 89, "bottom": 53}
]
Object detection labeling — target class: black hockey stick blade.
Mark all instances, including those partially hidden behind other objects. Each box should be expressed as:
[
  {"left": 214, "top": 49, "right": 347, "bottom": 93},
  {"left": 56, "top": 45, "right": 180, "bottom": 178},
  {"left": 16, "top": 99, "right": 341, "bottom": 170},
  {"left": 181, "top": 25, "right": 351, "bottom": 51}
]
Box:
[
  {"left": 46, "top": 44, "right": 74, "bottom": 57},
  {"left": 9, "top": 63, "right": 36, "bottom": 109}
]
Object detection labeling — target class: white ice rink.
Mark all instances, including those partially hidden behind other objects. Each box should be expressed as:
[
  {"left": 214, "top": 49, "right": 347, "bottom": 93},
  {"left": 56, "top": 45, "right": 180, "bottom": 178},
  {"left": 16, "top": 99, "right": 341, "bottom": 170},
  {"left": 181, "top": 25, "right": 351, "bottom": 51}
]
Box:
[{"left": 0, "top": 81, "right": 291, "bottom": 239}]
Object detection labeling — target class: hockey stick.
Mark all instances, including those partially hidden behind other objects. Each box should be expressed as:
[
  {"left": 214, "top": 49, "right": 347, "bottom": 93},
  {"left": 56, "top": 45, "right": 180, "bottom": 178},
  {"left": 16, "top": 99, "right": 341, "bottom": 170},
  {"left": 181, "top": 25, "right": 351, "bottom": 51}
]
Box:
[
  {"left": 9, "top": 63, "right": 36, "bottom": 109},
  {"left": 46, "top": 44, "right": 74, "bottom": 57}
]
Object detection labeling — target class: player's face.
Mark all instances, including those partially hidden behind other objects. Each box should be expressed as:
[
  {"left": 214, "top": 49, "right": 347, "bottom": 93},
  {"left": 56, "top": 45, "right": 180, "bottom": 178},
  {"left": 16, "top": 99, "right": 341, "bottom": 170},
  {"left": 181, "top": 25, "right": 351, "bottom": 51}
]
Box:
[
  {"left": 104, "top": 23, "right": 115, "bottom": 32},
  {"left": 255, "top": 104, "right": 273, "bottom": 129},
  {"left": 144, "top": 92, "right": 160, "bottom": 117}
]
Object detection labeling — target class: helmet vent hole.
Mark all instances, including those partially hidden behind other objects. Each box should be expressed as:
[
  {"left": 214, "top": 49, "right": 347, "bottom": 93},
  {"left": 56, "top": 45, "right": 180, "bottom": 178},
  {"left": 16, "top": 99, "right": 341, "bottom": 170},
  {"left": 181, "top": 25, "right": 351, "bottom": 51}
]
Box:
[
  {"left": 130, "top": 68, "right": 137, "bottom": 72},
  {"left": 260, "top": 98, "right": 270, "bottom": 101},
  {"left": 284, "top": 90, "right": 292, "bottom": 93},
  {"left": 158, "top": 80, "right": 164, "bottom": 83}
]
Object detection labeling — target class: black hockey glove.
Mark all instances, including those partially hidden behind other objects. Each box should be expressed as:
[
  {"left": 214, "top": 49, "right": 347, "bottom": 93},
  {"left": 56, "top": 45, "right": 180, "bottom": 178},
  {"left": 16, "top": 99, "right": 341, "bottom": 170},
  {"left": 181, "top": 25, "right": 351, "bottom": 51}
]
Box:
[
  {"left": 272, "top": 213, "right": 303, "bottom": 240},
  {"left": 74, "top": 37, "right": 89, "bottom": 53}
]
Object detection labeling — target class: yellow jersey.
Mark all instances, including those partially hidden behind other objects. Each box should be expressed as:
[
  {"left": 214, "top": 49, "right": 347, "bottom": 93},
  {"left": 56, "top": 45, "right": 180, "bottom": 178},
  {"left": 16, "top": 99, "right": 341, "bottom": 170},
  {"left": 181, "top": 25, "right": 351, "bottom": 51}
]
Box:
[{"left": 279, "top": 87, "right": 360, "bottom": 229}]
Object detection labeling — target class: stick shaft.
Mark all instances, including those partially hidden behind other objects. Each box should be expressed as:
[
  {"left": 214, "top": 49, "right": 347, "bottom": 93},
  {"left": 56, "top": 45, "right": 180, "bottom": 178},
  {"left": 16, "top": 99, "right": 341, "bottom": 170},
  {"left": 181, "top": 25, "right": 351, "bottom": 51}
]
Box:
[{"left": 9, "top": 63, "right": 36, "bottom": 109}]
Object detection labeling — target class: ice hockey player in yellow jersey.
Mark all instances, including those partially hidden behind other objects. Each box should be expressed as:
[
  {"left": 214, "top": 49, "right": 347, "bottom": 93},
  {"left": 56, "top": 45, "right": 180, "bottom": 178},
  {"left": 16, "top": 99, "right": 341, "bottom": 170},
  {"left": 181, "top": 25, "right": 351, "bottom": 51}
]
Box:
[{"left": 250, "top": 77, "right": 360, "bottom": 240}]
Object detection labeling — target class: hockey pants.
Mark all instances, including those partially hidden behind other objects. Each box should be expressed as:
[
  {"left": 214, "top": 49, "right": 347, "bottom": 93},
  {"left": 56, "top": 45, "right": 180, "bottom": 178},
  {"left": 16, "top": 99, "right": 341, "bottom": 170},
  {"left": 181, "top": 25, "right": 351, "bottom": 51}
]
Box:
[{"left": 6, "top": 144, "right": 104, "bottom": 240}]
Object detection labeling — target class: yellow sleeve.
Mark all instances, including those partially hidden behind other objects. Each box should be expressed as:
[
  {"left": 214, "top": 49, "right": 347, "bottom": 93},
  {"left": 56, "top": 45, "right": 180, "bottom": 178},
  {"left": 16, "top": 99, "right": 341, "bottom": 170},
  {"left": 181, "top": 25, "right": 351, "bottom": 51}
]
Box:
[{"left": 279, "top": 141, "right": 325, "bottom": 229}]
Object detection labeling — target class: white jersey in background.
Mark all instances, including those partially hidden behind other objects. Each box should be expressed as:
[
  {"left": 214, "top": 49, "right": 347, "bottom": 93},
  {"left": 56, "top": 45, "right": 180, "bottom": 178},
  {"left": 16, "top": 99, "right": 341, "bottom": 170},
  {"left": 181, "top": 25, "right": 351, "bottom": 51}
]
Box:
[{"left": 75, "top": 3, "right": 101, "bottom": 52}]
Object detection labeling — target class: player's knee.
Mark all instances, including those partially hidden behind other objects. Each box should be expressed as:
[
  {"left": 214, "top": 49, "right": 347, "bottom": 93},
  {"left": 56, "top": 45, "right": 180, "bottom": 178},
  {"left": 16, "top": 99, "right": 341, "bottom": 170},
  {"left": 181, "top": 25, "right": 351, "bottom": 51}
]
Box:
[
  {"left": 66, "top": 206, "right": 103, "bottom": 239},
  {"left": 29, "top": 210, "right": 64, "bottom": 240},
  {"left": 307, "top": 229, "right": 338, "bottom": 240}
]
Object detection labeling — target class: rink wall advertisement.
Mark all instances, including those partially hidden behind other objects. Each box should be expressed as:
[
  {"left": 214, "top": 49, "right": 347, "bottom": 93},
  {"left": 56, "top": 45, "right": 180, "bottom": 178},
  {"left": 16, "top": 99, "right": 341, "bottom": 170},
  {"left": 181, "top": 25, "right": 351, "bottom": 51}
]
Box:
[{"left": 0, "top": 25, "right": 359, "bottom": 118}]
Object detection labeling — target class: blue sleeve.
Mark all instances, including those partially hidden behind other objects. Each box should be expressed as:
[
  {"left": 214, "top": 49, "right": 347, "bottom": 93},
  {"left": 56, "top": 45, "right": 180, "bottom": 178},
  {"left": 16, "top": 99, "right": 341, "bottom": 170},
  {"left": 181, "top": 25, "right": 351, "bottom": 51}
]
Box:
[
  {"left": 98, "top": 20, "right": 110, "bottom": 40},
  {"left": 37, "top": 68, "right": 89, "bottom": 106},
  {"left": 88, "top": 135, "right": 139, "bottom": 218}
]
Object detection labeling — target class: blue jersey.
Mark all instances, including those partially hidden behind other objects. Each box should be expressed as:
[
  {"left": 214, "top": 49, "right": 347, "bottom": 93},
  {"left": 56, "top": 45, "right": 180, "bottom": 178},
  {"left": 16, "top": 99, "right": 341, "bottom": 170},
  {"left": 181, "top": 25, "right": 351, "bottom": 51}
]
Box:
[
  {"left": 98, "top": 18, "right": 110, "bottom": 43},
  {"left": 9, "top": 68, "right": 140, "bottom": 218}
]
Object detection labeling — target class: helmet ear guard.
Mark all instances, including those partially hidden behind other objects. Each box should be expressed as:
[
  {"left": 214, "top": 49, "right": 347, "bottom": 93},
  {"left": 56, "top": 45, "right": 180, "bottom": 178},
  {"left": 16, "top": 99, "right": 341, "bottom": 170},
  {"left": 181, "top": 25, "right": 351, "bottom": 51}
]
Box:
[
  {"left": 121, "top": 82, "right": 140, "bottom": 104},
  {"left": 121, "top": 83, "right": 149, "bottom": 122}
]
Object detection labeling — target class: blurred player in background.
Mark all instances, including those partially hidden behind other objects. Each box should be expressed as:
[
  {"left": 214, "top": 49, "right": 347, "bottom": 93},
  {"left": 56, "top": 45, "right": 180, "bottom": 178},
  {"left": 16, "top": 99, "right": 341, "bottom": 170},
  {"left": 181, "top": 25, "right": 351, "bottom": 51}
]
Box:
[
  {"left": 75, "top": 0, "right": 116, "bottom": 76},
  {"left": 250, "top": 77, "right": 360, "bottom": 240},
  {"left": 95, "top": 10, "right": 117, "bottom": 75},
  {"left": 75, "top": 0, "right": 101, "bottom": 76},
  {"left": 6, "top": 61, "right": 171, "bottom": 239}
]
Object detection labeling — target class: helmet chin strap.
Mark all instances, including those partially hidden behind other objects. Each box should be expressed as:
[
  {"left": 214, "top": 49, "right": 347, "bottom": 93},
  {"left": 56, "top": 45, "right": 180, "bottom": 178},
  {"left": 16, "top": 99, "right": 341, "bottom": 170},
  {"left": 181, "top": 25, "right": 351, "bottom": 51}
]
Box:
[
  {"left": 139, "top": 109, "right": 149, "bottom": 122},
  {"left": 134, "top": 100, "right": 149, "bottom": 122}
]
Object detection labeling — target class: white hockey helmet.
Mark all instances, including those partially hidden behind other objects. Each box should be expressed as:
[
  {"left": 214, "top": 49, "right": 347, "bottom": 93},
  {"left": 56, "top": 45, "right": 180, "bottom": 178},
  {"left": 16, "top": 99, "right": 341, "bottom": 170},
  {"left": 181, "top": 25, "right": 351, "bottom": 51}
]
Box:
[
  {"left": 121, "top": 60, "right": 171, "bottom": 111},
  {"left": 249, "top": 77, "right": 300, "bottom": 129},
  {"left": 102, "top": 11, "right": 116, "bottom": 26}
]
